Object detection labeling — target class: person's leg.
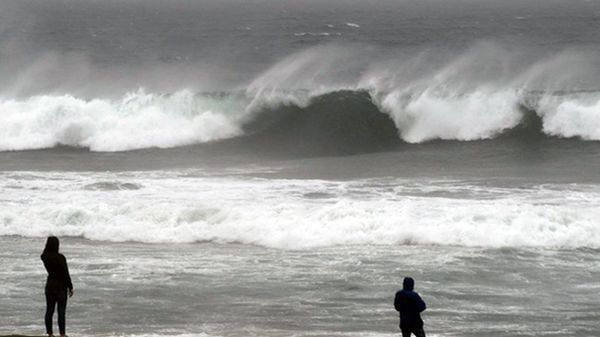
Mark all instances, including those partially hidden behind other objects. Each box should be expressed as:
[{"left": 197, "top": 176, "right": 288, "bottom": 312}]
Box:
[
  {"left": 45, "top": 290, "right": 56, "bottom": 336},
  {"left": 56, "top": 290, "right": 68, "bottom": 336},
  {"left": 412, "top": 326, "right": 426, "bottom": 337},
  {"left": 400, "top": 328, "right": 412, "bottom": 337}
]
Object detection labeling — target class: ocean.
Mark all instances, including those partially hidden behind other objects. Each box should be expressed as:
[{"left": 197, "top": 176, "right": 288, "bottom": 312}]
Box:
[{"left": 1, "top": 0, "right": 600, "bottom": 336}]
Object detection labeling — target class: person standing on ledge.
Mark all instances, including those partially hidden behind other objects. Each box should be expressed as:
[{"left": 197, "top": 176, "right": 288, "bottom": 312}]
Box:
[
  {"left": 394, "top": 277, "right": 426, "bottom": 337},
  {"left": 41, "top": 236, "right": 74, "bottom": 337}
]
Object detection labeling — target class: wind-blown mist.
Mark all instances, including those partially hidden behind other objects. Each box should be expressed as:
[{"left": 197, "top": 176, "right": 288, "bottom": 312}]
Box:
[{"left": 2, "top": 43, "right": 600, "bottom": 152}]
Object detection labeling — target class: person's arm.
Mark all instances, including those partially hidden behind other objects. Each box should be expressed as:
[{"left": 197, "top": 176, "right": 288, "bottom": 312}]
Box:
[
  {"left": 394, "top": 291, "right": 402, "bottom": 312},
  {"left": 62, "top": 255, "right": 74, "bottom": 296},
  {"left": 41, "top": 254, "right": 50, "bottom": 273},
  {"left": 415, "top": 293, "right": 426, "bottom": 312}
]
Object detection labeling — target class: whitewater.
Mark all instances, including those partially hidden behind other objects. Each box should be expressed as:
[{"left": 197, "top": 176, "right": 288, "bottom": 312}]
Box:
[{"left": 1, "top": 170, "right": 600, "bottom": 249}]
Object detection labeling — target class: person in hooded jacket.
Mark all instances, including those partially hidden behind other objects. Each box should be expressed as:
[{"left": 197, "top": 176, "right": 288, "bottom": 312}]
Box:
[
  {"left": 41, "top": 236, "right": 74, "bottom": 337},
  {"left": 394, "top": 277, "right": 426, "bottom": 337}
]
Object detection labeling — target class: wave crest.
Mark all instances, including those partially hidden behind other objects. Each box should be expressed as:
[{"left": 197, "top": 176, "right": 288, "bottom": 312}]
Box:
[{"left": 3, "top": 44, "right": 600, "bottom": 152}]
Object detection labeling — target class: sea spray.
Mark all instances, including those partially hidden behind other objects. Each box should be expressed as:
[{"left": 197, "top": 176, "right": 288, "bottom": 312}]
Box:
[{"left": 2, "top": 44, "right": 600, "bottom": 152}]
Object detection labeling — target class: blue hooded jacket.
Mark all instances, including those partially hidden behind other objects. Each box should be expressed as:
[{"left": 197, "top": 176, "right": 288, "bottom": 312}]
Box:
[{"left": 394, "top": 277, "right": 426, "bottom": 329}]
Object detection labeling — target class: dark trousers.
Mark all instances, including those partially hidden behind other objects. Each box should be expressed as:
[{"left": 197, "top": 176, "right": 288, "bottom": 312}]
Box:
[
  {"left": 45, "top": 289, "right": 67, "bottom": 335},
  {"left": 401, "top": 326, "right": 426, "bottom": 337}
]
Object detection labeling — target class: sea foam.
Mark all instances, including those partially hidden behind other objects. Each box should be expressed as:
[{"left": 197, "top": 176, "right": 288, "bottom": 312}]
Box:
[{"left": 1, "top": 172, "right": 599, "bottom": 250}]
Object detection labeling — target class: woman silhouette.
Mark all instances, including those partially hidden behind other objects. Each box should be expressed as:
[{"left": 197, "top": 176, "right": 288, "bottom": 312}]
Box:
[{"left": 41, "top": 236, "right": 74, "bottom": 337}]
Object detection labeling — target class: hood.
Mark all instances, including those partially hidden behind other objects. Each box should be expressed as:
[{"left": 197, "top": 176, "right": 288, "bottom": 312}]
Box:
[
  {"left": 403, "top": 277, "right": 414, "bottom": 291},
  {"left": 43, "top": 236, "right": 59, "bottom": 255}
]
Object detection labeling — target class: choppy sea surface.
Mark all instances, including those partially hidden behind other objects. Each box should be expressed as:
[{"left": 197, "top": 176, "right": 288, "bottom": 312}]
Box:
[{"left": 2, "top": 0, "right": 600, "bottom": 336}]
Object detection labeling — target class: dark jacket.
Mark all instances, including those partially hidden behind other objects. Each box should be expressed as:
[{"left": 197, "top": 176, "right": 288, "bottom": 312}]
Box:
[
  {"left": 41, "top": 252, "right": 73, "bottom": 292},
  {"left": 394, "top": 278, "right": 426, "bottom": 329}
]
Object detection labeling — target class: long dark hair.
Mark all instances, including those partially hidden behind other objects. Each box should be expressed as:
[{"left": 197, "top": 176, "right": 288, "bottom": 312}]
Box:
[{"left": 43, "top": 236, "right": 60, "bottom": 255}]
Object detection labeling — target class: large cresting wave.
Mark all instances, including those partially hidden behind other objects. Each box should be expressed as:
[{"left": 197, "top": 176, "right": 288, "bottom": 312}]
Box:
[{"left": 2, "top": 43, "right": 600, "bottom": 152}]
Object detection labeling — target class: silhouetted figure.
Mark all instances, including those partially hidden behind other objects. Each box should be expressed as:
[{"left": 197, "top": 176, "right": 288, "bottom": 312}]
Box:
[
  {"left": 41, "top": 236, "right": 73, "bottom": 337},
  {"left": 394, "top": 277, "right": 426, "bottom": 337}
]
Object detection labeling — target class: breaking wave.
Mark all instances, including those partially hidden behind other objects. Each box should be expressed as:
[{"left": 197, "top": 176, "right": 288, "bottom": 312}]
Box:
[
  {"left": 2, "top": 44, "right": 600, "bottom": 152},
  {"left": 0, "top": 90, "right": 246, "bottom": 151}
]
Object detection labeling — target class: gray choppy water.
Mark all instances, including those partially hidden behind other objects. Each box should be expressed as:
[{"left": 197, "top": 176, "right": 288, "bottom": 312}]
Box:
[{"left": 2, "top": 237, "right": 600, "bottom": 337}]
